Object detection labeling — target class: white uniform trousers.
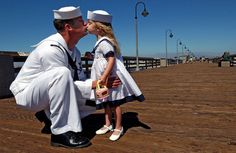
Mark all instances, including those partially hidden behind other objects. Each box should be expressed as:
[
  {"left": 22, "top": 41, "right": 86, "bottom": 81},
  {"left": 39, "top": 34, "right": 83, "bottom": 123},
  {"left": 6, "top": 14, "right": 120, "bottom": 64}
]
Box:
[{"left": 15, "top": 67, "right": 90, "bottom": 135}]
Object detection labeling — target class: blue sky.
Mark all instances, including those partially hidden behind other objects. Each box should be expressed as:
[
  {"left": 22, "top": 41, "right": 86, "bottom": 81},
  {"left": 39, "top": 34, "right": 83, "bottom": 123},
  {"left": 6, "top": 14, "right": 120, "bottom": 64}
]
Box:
[{"left": 0, "top": 0, "right": 236, "bottom": 58}]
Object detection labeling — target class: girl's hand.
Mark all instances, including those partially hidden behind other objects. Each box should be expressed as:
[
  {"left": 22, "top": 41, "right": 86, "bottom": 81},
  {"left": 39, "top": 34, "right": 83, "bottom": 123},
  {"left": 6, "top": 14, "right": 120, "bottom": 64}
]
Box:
[
  {"left": 107, "top": 76, "right": 121, "bottom": 88},
  {"left": 99, "top": 76, "right": 107, "bottom": 85}
]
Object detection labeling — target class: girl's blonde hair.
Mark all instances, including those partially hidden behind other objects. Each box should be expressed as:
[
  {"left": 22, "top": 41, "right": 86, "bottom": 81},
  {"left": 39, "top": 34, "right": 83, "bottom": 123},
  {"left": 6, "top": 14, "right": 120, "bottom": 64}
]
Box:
[{"left": 93, "top": 21, "right": 121, "bottom": 56}]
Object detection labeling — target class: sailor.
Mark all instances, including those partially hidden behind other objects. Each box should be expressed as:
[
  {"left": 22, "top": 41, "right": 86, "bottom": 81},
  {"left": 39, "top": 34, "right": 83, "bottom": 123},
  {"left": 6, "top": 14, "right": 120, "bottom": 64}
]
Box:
[{"left": 9, "top": 6, "right": 120, "bottom": 148}]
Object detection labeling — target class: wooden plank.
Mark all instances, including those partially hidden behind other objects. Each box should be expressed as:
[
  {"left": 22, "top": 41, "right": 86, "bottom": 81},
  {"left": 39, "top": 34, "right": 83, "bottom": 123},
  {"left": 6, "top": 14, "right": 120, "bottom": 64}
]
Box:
[{"left": 0, "top": 62, "right": 236, "bottom": 152}]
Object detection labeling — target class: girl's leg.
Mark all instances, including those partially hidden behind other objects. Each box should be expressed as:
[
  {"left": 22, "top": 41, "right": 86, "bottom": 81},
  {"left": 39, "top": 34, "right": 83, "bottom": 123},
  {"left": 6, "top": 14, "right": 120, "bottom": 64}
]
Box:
[
  {"left": 95, "top": 105, "right": 113, "bottom": 135},
  {"left": 114, "top": 105, "right": 122, "bottom": 130},
  {"left": 109, "top": 105, "right": 123, "bottom": 141},
  {"left": 104, "top": 105, "right": 112, "bottom": 126}
]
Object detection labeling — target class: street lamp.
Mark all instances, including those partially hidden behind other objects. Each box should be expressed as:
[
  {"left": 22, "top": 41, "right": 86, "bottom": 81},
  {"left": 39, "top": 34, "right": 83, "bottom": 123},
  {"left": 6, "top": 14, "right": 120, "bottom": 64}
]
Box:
[
  {"left": 181, "top": 44, "right": 187, "bottom": 63},
  {"left": 176, "top": 39, "right": 182, "bottom": 64},
  {"left": 182, "top": 44, "right": 187, "bottom": 56},
  {"left": 165, "top": 29, "right": 174, "bottom": 67},
  {"left": 135, "top": 1, "right": 149, "bottom": 71}
]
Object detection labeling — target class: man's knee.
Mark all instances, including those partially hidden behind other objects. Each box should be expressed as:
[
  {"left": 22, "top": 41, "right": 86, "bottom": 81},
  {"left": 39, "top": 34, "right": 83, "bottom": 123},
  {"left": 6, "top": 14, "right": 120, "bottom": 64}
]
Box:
[
  {"left": 47, "top": 67, "right": 73, "bottom": 89},
  {"left": 55, "top": 67, "right": 71, "bottom": 75},
  {"left": 53, "top": 67, "right": 72, "bottom": 80}
]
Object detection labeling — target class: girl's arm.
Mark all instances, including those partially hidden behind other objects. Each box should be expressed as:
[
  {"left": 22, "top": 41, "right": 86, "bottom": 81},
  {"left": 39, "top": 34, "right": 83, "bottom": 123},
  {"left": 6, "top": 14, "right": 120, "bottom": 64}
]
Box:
[{"left": 100, "top": 56, "right": 115, "bottom": 85}]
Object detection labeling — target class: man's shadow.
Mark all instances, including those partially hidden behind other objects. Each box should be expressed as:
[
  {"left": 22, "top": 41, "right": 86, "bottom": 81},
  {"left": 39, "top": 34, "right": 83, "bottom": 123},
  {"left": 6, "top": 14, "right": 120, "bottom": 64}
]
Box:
[{"left": 81, "top": 112, "right": 151, "bottom": 139}]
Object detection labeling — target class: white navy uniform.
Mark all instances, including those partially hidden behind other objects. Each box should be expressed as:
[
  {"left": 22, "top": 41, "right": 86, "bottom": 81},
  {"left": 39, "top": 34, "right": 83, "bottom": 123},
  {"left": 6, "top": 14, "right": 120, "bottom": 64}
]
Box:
[
  {"left": 90, "top": 37, "right": 145, "bottom": 109},
  {"left": 10, "top": 33, "right": 96, "bottom": 135}
]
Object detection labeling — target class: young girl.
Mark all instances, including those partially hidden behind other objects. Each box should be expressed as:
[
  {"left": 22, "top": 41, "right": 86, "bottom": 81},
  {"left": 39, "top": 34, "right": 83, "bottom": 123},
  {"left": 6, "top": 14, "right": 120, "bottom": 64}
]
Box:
[{"left": 86, "top": 10, "right": 145, "bottom": 141}]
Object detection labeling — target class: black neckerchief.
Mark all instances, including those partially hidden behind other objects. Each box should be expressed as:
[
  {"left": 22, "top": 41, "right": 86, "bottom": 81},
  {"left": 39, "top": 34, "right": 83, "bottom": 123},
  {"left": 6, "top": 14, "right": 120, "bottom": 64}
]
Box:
[{"left": 50, "top": 44, "right": 79, "bottom": 81}]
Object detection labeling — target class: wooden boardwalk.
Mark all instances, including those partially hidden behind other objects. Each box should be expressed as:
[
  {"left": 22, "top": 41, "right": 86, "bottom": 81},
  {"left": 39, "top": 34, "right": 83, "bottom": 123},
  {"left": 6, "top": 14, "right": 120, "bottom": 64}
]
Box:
[{"left": 0, "top": 62, "right": 236, "bottom": 153}]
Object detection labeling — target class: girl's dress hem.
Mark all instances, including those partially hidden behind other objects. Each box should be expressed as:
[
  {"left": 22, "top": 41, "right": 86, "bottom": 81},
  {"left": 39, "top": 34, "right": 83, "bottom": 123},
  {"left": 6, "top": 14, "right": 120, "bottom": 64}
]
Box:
[{"left": 96, "top": 94, "right": 145, "bottom": 110}]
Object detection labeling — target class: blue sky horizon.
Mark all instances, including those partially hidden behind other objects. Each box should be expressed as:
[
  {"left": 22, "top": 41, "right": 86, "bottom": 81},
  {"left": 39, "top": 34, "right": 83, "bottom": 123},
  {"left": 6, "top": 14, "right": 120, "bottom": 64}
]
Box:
[{"left": 0, "top": 0, "right": 236, "bottom": 58}]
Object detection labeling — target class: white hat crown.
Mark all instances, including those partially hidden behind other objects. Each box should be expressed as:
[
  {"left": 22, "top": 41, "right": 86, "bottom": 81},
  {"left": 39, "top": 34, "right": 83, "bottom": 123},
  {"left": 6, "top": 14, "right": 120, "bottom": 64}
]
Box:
[
  {"left": 53, "top": 6, "right": 82, "bottom": 20},
  {"left": 87, "top": 10, "right": 112, "bottom": 23}
]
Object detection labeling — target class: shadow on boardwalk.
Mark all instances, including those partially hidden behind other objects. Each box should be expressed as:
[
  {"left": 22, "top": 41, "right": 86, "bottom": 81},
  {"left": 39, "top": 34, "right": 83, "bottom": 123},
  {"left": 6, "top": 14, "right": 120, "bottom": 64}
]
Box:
[{"left": 0, "top": 62, "right": 236, "bottom": 153}]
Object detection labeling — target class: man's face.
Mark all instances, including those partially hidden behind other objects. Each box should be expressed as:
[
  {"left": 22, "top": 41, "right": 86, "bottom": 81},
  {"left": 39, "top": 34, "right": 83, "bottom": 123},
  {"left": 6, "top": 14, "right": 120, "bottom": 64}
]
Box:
[{"left": 70, "top": 16, "right": 88, "bottom": 41}]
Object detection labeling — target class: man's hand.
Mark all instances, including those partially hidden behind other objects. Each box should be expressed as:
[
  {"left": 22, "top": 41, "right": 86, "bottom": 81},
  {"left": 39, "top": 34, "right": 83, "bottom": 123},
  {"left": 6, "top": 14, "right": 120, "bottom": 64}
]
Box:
[
  {"left": 92, "top": 76, "right": 121, "bottom": 89},
  {"left": 107, "top": 76, "right": 121, "bottom": 88}
]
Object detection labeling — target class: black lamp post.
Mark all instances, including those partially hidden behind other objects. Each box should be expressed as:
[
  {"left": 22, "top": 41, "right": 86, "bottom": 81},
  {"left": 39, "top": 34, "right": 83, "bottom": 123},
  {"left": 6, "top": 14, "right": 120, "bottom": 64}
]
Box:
[
  {"left": 165, "top": 29, "right": 174, "bottom": 67},
  {"left": 135, "top": 1, "right": 149, "bottom": 71},
  {"left": 176, "top": 39, "right": 182, "bottom": 64}
]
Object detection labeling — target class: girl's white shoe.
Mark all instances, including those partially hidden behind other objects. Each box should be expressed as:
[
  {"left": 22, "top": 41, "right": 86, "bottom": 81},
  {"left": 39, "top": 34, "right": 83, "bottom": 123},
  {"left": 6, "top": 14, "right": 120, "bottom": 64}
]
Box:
[
  {"left": 109, "top": 127, "right": 124, "bottom": 141},
  {"left": 96, "top": 125, "right": 113, "bottom": 135}
]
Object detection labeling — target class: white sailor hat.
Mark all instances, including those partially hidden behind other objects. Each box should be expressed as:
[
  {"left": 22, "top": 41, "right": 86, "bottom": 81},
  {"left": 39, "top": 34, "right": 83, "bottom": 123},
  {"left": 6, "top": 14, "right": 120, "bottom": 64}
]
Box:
[
  {"left": 53, "top": 6, "right": 82, "bottom": 20},
  {"left": 87, "top": 10, "right": 112, "bottom": 23}
]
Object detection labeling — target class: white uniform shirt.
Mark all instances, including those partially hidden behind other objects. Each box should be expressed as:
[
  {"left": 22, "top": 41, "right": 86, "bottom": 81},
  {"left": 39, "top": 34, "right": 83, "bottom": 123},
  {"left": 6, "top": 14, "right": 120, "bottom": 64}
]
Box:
[{"left": 10, "top": 33, "right": 92, "bottom": 99}]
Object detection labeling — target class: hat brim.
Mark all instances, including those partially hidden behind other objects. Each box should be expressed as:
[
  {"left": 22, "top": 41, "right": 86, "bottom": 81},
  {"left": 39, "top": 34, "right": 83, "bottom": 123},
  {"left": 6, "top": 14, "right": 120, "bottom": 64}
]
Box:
[{"left": 87, "top": 10, "right": 112, "bottom": 23}]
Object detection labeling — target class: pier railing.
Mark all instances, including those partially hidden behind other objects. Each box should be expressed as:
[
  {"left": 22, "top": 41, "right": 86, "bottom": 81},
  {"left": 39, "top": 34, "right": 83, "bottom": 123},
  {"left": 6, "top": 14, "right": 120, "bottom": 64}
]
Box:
[
  {"left": 0, "top": 51, "right": 160, "bottom": 98},
  {"left": 211, "top": 54, "right": 236, "bottom": 67},
  {"left": 0, "top": 51, "right": 160, "bottom": 76},
  {"left": 2, "top": 51, "right": 235, "bottom": 74},
  {"left": 82, "top": 56, "right": 160, "bottom": 77}
]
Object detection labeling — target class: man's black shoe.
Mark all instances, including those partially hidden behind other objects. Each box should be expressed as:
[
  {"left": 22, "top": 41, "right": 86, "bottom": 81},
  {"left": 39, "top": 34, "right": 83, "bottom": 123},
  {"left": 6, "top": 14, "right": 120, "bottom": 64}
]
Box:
[
  {"left": 35, "top": 110, "right": 52, "bottom": 134},
  {"left": 51, "top": 131, "right": 91, "bottom": 148},
  {"left": 41, "top": 123, "right": 52, "bottom": 134}
]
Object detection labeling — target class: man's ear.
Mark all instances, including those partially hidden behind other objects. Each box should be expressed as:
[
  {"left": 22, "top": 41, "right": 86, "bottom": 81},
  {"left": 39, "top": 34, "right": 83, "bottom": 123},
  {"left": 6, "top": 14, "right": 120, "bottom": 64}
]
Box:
[{"left": 65, "top": 23, "right": 73, "bottom": 31}]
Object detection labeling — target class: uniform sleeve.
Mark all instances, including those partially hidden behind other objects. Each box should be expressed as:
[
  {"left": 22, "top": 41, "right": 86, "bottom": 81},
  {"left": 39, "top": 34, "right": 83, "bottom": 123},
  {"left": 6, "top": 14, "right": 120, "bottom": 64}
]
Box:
[
  {"left": 74, "top": 79, "right": 93, "bottom": 99},
  {"left": 99, "top": 41, "right": 115, "bottom": 57}
]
